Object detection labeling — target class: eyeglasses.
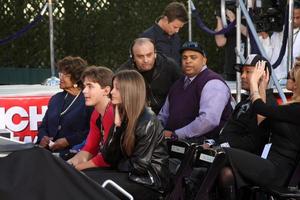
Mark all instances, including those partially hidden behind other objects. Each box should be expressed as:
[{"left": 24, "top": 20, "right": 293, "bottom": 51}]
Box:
[{"left": 58, "top": 72, "right": 71, "bottom": 78}]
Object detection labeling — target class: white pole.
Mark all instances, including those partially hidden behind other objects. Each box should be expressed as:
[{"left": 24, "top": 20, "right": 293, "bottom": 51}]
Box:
[
  {"left": 48, "top": 0, "right": 55, "bottom": 78},
  {"left": 44, "top": 0, "right": 59, "bottom": 86},
  {"left": 235, "top": 0, "right": 242, "bottom": 103},
  {"left": 188, "top": 0, "right": 192, "bottom": 41},
  {"left": 287, "top": 0, "right": 294, "bottom": 73}
]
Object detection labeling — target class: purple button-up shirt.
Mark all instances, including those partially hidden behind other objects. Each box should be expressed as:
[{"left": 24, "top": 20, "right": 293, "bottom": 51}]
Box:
[{"left": 158, "top": 69, "right": 231, "bottom": 139}]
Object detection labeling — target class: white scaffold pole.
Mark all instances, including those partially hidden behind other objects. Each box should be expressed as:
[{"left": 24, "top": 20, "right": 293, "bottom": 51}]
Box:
[
  {"left": 49, "top": 0, "right": 55, "bottom": 78},
  {"left": 188, "top": 0, "right": 192, "bottom": 41},
  {"left": 44, "top": 0, "right": 59, "bottom": 86},
  {"left": 287, "top": 0, "right": 294, "bottom": 73},
  {"left": 235, "top": 0, "right": 242, "bottom": 103}
]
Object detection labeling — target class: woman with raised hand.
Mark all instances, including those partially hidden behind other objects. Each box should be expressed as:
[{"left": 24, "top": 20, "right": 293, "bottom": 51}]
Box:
[{"left": 197, "top": 61, "right": 300, "bottom": 200}]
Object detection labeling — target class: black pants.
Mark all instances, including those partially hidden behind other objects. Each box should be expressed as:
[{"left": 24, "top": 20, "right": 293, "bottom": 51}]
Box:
[{"left": 83, "top": 168, "right": 161, "bottom": 200}]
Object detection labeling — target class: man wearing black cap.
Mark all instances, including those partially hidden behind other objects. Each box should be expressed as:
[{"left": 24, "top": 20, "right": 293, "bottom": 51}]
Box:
[
  {"left": 218, "top": 54, "right": 277, "bottom": 155},
  {"left": 158, "top": 41, "right": 232, "bottom": 143}
]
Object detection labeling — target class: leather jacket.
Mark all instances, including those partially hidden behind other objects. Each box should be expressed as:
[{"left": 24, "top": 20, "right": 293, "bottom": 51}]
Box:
[{"left": 118, "top": 107, "right": 170, "bottom": 192}]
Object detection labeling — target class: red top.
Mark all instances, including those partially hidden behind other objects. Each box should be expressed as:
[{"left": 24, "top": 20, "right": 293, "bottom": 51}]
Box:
[{"left": 81, "top": 102, "right": 114, "bottom": 167}]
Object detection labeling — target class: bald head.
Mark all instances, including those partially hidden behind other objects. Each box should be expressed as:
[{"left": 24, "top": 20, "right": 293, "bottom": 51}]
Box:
[{"left": 131, "top": 38, "right": 157, "bottom": 72}]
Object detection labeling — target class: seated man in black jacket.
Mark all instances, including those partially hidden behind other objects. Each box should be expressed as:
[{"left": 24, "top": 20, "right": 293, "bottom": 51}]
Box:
[
  {"left": 218, "top": 54, "right": 277, "bottom": 155},
  {"left": 118, "top": 37, "right": 181, "bottom": 114}
]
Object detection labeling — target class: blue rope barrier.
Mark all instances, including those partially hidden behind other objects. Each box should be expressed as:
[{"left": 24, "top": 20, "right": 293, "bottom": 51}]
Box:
[
  {"left": 270, "top": 7, "right": 289, "bottom": 69},
  {"left": 0, "top": 13, "right": 44, "bottom": 46},
  {"left": 192, "top": 9, "right": 236, "bottom": 35}
]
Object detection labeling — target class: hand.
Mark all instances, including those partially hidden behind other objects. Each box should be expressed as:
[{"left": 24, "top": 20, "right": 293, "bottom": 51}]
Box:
[
  {"left": 67, "top": 151, "right": 90, "bottom": 166},
  {"left": 215, "top": 15, "right": 224, "bottom": 31},
  {"left": 74, "top": 160, "right": 97, "bottom": 171},
  {"left": 163, "top": 130, "right": 173, "bottom": 139},
  {"left": 250, "top": 61, "right": 266, "bottom": 85},
  {"left": 49, "top": 137, "right": 69, "bottom": 151},
  {"left": 258, "top": 32, "right": 269, "bottom": 39},
  {"left": 226, "top": 9, "right": 235, "bottom": 22},
  {"left": 216, "top": 15, "right": 221, "bottom": 21},
  {"left": 259, "top": 66, "right": 270, "bottom": 90},
  {"left": 39, "top": 136, "right": 52, "bottom": 148},
  {"left": 202, "top": 143, "right": 211, "bottom": 150}
]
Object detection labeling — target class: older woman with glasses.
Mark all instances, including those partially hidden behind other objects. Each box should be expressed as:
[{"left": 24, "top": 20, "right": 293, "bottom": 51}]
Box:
[{"left": 37, "top": 56, "right": 92, "bottom": 156}]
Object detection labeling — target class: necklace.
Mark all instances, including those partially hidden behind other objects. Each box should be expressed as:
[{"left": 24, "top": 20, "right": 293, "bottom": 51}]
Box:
[{"left": 60, "top": 91, "right": 81, "bottom": 116}]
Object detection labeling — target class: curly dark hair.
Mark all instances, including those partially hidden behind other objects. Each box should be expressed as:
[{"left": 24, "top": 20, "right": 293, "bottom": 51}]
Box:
[{"left": 57, "top": 56, "right": 88, "bottom": 89}]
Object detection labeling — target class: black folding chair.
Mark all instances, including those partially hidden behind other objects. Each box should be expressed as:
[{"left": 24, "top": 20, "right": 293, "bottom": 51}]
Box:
[
  {"left": 162, "top": 139, "right": 196, "bottom": 200},
  {"left": 192, "top": 146, "right": 227, "bottom": 200},
  {"left": 250, "top": 157, "right": 300, "bottom": 200},
  {"left": 264, "top": 158, "right": 300, "bottom": 200}
]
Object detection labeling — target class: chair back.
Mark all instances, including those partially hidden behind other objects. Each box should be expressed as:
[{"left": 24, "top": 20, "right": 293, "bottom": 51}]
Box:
[
  {"left": 288, "top": 156, "right": 300, "bottom": 187},
  {"left": 165, "top": 139, "right": 196, "bottom": 200}
]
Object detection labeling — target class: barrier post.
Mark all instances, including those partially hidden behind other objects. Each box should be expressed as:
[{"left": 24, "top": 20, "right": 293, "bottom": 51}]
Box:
[{"left": 44, "top": 0, "right": 59, "bottom": 86}]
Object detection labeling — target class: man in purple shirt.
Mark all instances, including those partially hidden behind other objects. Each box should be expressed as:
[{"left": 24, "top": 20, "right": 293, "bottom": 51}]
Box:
[{"left": 158, "top": 41, "right": 232, "bottom": 143}]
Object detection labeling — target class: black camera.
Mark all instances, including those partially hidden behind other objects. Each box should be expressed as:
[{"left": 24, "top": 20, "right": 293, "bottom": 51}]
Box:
[{"left": 252, "top": 0, "right": 286, "bottom": 32}]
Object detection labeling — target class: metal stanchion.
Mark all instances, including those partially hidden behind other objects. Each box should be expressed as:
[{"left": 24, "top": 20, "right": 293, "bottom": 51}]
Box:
[
  {"left": 287, "top": 0, "right": 294, "bottom": 73},
  {"left": 235, "top": 0, "right": 242, "bottom": 103},
  {"left": 188, "top": 0, "right": 192, "bottom": 41},
  {"left": 44, "top": 0, "right": 59, "bottom": 86}
]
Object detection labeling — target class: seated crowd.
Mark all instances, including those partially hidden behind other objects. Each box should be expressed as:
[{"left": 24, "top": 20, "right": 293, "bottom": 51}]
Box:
[{"left": 1, "top": 2, "right": 300, "bottom": 200}]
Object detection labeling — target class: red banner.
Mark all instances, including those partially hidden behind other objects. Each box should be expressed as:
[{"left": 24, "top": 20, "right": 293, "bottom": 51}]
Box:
[{"left": 0, "top": 96, "right": 51, "bottom": 142}]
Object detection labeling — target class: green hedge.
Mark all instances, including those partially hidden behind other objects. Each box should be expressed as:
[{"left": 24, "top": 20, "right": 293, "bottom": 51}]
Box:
[
  {"left": 0, "top": 0, "right": 224, "bottom": 75},
  {"left": 0, "top": 67, "right": 51, "bottom": 84}
]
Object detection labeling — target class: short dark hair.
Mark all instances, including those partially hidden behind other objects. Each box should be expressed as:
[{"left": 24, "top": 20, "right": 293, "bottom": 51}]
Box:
[
  {"left": 295, "top": 1, "right": 300, "bottom": 9},
  {"left": 81, "top": 66, "right": 114, "bottom": 88},
  {"left": 57, "top": 56, "right": 88, "bottom": 89},
  {"left": 162, "top": 2, "right": 188, "bottom": 23}
]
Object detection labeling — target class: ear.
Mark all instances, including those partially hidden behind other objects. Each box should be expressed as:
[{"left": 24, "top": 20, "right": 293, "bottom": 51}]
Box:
[
  {"left": 104, "top": 86, "right": 111, "bottom": 96},
  {"left": 202, "top": 57, "right": 207, "bottom": 66}
]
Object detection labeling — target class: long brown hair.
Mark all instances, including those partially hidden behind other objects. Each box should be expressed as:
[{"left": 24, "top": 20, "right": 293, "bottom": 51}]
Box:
[{"left": 113, "top": 70, "right": 146, "bottom": 156}]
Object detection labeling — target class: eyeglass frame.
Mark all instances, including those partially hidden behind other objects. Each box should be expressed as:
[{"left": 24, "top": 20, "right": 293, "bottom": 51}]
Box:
[{"left": 58, "top": 72, "right": 72, "bottom": 78}]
